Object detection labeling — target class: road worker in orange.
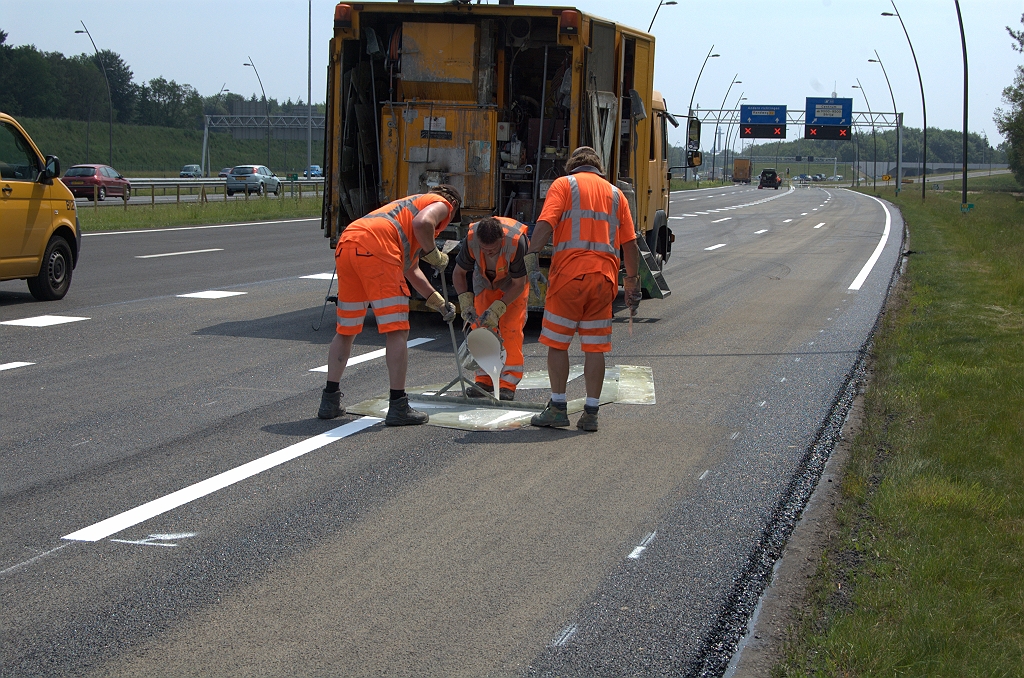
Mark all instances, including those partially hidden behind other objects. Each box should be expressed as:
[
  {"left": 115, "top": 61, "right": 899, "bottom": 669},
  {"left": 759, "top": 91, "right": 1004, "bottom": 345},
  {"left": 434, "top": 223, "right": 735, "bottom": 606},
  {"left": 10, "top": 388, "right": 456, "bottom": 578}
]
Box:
[
  {"left": 318, "top": 185, "right": 460, "bottom": 425},
  {"left": 452, "top": 216, "right": 530, "bottom": 401},
  {"left": 527, "top": 147, "right": 641, "bottom": 432}
]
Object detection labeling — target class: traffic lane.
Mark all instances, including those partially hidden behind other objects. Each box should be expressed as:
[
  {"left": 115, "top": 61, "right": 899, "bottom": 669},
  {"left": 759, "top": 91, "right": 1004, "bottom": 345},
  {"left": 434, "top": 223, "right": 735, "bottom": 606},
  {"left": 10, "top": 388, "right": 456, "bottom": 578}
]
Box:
[
  {"left": 528, "top": 190, "right": 904, "bottom": 674},
  {"left": 0, "top": 218, "right": 326, "bottom": 311},
  {"left": 669, "top": 185, "right": 761, "bottom": 212},
  {"left": 667, "top": 185, "right": 799, "bottom": 229}
]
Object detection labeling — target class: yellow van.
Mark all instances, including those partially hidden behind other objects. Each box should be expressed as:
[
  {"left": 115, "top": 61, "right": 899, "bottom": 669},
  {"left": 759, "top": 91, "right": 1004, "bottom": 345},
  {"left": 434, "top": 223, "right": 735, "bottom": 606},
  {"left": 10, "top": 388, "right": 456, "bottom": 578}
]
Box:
[{"left": 1, "top": 112, "right": 81, "bottom": 300}]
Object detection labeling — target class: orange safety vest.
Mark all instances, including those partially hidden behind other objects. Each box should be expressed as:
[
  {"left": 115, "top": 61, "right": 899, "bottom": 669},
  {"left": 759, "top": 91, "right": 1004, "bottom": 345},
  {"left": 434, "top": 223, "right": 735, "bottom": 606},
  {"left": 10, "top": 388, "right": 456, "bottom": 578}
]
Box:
[
  {"left": 465, "top": 216, "right": 529, "bottom": 293},
  {"left": 541, "top": 169, "right": 635, "bottom": 286},
  {"left": 338, "top": 193, "right": 453, "bottom": 269}
]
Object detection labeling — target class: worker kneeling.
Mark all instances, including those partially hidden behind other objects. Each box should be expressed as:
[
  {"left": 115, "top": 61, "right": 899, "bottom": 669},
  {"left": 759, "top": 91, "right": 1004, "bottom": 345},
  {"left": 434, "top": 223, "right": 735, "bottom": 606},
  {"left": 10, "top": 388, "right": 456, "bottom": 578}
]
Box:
[
  {"left": 318, "top": 186, "right": 460, "bottom": 425},
  {"left": 528, "top": 146, "right": 642, "bottom": 432},
  {"left": 453, "top": 216, "right": 530, "bottom": 401}
]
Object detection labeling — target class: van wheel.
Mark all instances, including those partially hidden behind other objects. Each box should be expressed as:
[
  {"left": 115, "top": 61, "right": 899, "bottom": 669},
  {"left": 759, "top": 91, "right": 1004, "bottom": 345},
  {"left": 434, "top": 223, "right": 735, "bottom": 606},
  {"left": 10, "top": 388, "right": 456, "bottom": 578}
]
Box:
[{"left": 27, "top": 236, "right": 73, "bottom": 301}]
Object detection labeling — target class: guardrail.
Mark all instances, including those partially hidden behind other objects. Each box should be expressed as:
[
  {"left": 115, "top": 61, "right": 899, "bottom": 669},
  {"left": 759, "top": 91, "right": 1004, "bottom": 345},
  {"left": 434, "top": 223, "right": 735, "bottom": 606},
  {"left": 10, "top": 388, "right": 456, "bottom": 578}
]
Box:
[{"left": 77, "top": 177, "right": 325, "bottom": 210}]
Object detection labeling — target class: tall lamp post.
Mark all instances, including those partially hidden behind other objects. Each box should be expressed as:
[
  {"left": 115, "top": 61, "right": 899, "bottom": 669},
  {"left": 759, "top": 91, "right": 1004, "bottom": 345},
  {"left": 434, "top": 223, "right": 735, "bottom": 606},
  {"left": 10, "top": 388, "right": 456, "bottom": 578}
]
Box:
[
  {"left": 244, "top": 57, "right": 272, "bottom": 168},
  {"left": 869, "top": 51, "right": 900, "bottom": 195},
  {"left": 712, "top": 75, "right": 741, "bottom": 183},
  {"left": 686, "top": 46, "right": 719, "bottom": 180},
  {"left": 307, "top": 0, "right": 313, "bottom": 178},
  {"left": 75, "top": 22, "right": 113, "bottom": 166},
  {"left": 648, "top": 0, "right": 677, "bottom": 32},
  {"left": 853, "top": 81, "right": 877, "bottom": 191},
  {"left": 883, "top": 2, "right": 926, "bottom": 199},
  {"left": 955, "top": 0, "right": 968, "bottom": 207}
]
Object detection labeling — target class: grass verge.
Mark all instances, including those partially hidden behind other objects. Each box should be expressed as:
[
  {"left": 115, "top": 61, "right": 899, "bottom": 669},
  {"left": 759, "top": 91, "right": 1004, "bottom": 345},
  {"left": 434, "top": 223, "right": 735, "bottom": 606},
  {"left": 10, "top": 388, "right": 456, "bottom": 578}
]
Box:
[
  {"left": 775, "top": 187, "right": 1024, "bottom": 676},
  {"left": 77, "top": 197, "right": 323, "bottom": 232}
]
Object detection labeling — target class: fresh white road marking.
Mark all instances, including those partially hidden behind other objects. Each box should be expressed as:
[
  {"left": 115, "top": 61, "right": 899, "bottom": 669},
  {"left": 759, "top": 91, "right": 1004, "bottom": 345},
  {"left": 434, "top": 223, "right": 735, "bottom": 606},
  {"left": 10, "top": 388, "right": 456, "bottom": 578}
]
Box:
[
  {"left": 177, "top": 290, "right": 247, "bottom": 299},
  {"left": 310, "top": 337, "right": 435, "bottom": 372},
  {"left": 135, "top": 249, "right": 223, "bottom": 259},
  {"left": 704, "top": 244, "right": 727, "bottom": 251},
  {"left": 0, "top": 544, "right": 71, "bottom": 578},
  {"left": 627, "top": 531, "right": 657, "bottom": 560},
  {"left": 110, "top": 532, "right": 197, "bottom": 547},
  {"left": 783, "top": 219, "right": 793, "bottom": 223},
  {"left": 1, "top": 315, "right": 89, "bottom": 327},
  {"left": 711, "top": 217, "right": 732, "bottom": 223},
  {"left": 301, "top": 273, "right": 335, "bottom": 280},
  {"left": 63, "top": 417, "right": 383, "bottom": 542},
  {"left": 849, "top": 192, "right": 892, "bottom": 290},
  {"left": 0, "top": 362, "right": 34, "bottom": 371},
  {"left": 754, "top": 229, "right": 768, "bottom": 234},
  {"left": 814, "top": 222, "right": 825, "bottom": 229},
  {"left": 551, "top": 624, "right": 579, "bottom": 647}
]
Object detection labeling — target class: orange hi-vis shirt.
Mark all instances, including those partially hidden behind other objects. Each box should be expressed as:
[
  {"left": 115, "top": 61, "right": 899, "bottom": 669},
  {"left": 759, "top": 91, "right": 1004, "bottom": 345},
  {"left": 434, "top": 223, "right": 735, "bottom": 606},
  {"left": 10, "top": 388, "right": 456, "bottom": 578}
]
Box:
[
  {"left": 464, "top": 216, "right": 529, "bottom": 293},
  {"left": 338, "top": 193, "right": 453, "bottom": 269},
  {"left": 536, "top": 168, "right": 636, "bottom": 289}
]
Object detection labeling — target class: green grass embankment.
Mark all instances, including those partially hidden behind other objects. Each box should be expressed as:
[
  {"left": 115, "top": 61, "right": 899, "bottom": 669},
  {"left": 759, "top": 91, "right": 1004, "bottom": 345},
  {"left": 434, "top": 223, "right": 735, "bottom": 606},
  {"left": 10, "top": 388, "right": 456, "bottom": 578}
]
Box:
[
  {"left": 778, "top": 179, "right": 1024, "bottom": 676},
  {"left": 77, "top": 195, "right": 323, "bottom": 232}
]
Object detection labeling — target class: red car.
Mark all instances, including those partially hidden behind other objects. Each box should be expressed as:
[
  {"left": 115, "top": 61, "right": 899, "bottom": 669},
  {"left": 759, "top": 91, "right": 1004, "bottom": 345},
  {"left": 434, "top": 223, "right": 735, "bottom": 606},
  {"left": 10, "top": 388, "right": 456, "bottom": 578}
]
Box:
[{"left": 61, "top": 164, "right": 131, "bottom": 201}]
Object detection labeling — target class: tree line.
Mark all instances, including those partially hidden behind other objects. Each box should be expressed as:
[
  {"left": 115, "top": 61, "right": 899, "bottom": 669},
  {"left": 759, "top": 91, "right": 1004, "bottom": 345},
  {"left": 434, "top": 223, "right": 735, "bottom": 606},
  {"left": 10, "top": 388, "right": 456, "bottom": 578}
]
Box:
[
  {"left": 0, "top": 30, "right": 318, "bottom": 130},
  {"left": 996, "top": 14, "right": 1024, "bottom": 184}
]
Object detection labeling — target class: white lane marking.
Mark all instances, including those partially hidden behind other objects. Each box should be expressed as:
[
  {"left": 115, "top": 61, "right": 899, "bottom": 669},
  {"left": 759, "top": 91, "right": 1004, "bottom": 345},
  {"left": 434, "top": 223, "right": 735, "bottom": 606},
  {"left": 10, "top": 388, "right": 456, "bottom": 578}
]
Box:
[
  {"left": 730, "top": 432, "right": 740, "bottom": 440},
  {"left": 627, "top": 531, "right": 657, "bottom": 559},
  {"left": 551, "top": 624, "right": 579, "bottom": 647},
  {"left": 801, "top": 212, "right": 808, "bottom": 216},
  {"left": 0, "top": 362, "right": 35, "bottom": 371},
  {"left": 711, "top": 217, "right": 732, "bottom": 223},
  {"left": 683, "top": 213, "right": 698, "bottom": 217},
  {"left": 177, "top": 290, "right": 246, "bottom": 299},
  {"left": 63, "top": 417, "right": 382, "bottom": 542},
  {"left": 849, "top": 192, "right": 892, "bottom": 291},
  {"left": 688, "top": 198, "right": 698, "bottom": 201},
  {"left": 696, "top": 211, "right": 710, "bottom": 215},
  {"left": 1, "top": 315, "right": 90, "bottom": 327},
  {"left": 759, "top": 401, "right": 767, "bottom": 408},
  {"left": 780, "top": 377, "right": 787, "bottom": 382},
  {"left": 699, "top": 469, "right": 710, "bottom": 481},
  {"left": 135, "top": 248, "right": 223, "bottom": 259},
  {"left": 754, "top": 229, "right": 768, "bottom": 234},
  {"left": 812, "top": 208, "right": 819, "bottom": 211},
  {"left": 82, "top": 217, "right": 318, "bottom": 237},
  {"left": 704, "top": 244, "right": 727, "bottom": 251},
  {"left": 0, "top": 544, "right": 71, "bottom": 578},
  {"left": 301, "top": 272, "right": 335, "bottom": 280},
  {"left": 814, "top": 222, "right": 825, "bottom": 229},
  {"left": 110, "top": 532, "right": 197, "bottom": 547},
  {"left": 783, "top": 219, "right": 793, "bottom": 223},
  {"left": 310, "top": 337, "right": 435, "bottom": 372},
  {"left": 669, "top": 216, "right": 685, "bottom": 220}
]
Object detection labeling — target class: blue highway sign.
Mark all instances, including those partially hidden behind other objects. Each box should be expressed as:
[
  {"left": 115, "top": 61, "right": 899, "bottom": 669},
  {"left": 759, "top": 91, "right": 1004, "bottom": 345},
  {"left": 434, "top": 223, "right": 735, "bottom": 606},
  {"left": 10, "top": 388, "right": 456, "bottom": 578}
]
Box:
[
  {"left": 740, "top": 105, "right": 787, "bottom": 125},
  {"left": 805, "top": 97, "right": 853, "bottom": 126}
]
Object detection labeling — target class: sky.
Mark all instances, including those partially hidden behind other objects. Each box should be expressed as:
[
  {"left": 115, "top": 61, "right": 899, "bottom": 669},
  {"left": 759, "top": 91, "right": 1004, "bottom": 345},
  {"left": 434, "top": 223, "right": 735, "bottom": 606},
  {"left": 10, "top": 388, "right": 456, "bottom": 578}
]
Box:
[{"left": 3, "top": 0, "right": 1021, "bottom": 150}]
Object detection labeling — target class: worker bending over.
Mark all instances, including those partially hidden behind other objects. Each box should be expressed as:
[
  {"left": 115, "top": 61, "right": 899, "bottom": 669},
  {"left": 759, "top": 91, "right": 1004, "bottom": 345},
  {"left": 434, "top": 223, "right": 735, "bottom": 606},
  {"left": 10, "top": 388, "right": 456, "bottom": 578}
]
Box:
[
  {"left": 453, "top": 216, "right": 531, "bottom": 401},
  {"left": 528, "top": 146, "right": 642, "bottom": 432},
  {"left": 318, "top": 185, "right": 460, "bottom": 425}
]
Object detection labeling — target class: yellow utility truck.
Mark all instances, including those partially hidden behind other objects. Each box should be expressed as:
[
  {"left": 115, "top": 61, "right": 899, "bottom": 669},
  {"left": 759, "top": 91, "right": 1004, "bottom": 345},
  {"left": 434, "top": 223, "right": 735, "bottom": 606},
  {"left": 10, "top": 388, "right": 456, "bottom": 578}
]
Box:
[{"left": 321, "top": 1, "right": 699, "bottom": 307}]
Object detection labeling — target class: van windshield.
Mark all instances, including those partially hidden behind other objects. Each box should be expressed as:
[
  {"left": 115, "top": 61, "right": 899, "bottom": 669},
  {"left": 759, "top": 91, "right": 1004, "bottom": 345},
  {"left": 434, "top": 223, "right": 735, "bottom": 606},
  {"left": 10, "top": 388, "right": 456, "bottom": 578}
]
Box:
[{"left": 65, "top": 167, "right": 96, "bottom": 177}]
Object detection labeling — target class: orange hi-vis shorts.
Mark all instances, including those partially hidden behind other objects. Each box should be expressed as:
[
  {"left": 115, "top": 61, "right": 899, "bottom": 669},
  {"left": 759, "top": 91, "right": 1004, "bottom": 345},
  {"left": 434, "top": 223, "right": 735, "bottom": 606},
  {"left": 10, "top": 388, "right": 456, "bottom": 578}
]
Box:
[
  {"left": 335, "top": 245, "right": 411, "bottom": 335},
  {"left": 539, "top": 272, "right": 616, "bottom": 353}
]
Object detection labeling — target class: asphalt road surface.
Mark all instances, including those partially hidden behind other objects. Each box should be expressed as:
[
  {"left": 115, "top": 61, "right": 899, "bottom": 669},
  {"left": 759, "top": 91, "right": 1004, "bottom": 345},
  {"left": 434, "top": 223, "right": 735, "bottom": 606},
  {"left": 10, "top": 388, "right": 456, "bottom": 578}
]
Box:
[{"left": 0, "top": 185, "right": 903, "bottom": 677}]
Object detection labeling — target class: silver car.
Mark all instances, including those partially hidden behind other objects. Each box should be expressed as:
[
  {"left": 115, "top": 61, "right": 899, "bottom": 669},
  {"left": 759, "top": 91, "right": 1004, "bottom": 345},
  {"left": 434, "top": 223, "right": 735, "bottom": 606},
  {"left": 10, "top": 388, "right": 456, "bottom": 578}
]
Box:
[{"left": 226, "top": 165, "right": 281, "bottom": 196}]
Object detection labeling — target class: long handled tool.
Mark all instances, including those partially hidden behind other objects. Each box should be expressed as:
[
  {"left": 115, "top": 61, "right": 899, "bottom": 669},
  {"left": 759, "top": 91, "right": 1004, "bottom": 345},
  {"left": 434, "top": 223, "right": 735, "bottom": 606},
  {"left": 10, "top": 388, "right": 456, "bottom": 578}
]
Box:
[{"left": 438, "top": 269, "right": 469, "bottom": 397}]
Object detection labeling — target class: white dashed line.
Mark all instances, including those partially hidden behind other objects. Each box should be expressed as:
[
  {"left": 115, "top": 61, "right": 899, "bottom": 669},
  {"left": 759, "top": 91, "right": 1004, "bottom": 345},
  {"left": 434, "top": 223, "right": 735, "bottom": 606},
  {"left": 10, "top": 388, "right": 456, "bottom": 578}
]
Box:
[
  {"left": 62, "top": 417, "right": 383, "bottom": 542},
  {"left": 669, "top": 216, "right": 685, "bottom": 220},
  {"left": 704, "top": 244, "right": 727, "bottom": 251},
  {"left": 754, "top": 229, "right": 768, "bottom": 234},
  {"left": 711, "top": 217, "right": 732, "bottom": 223},
  {"left": 310, "top": 337, "right": 435, "bottom": 371},
  {"left": 699, "top": 469, "right": 710, "bottom": 481},
  {"left": 301, "top": 272, "right": 335, "bottom": 280},
  {"left": 627, "top": 531, "right": 657, "bottom": 559},
  {"left": 0, "top": 362, "right": 34, "bottom": 371},
  {"left": 814, "top": 223, "right": 825, "bottom": 229},
  {"left": 783, "top": 219, "right": 793, "bottom": 223},
  {"left": 551, "top": 624, "right": 579, "bottom": 647},
  {"left": 1, "top": 315, "right": 90, "bottom": 327},
  {"left": 177, "top": 290, "right": 247, "bottom": 299},
  {"left": 135, "top": 249, "right": 224, "bottom": 259},
  {"left": 730, "top": 432, "right": 740, "bottom": 440}
]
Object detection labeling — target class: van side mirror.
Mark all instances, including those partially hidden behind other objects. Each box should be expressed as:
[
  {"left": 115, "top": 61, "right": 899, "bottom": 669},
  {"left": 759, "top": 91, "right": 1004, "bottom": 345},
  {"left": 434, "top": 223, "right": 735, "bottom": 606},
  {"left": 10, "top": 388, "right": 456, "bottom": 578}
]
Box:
[
  {"left": 42, "top": 155, "right": 60, "bottom": 184},
  {"left": 687, "top": 150, "right": 702, "bottom": 168},
  {"left": 628, "top": 89, "right": 647, "bottom": 121}
]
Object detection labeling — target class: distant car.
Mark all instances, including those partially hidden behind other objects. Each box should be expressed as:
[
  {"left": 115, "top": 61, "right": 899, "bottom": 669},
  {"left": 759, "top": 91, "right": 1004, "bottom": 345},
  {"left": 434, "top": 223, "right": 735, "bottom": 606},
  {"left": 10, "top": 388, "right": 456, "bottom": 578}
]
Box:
[
  {"left": 62, "top": 164, "right": 131, "bottom": 201},
  {"left": 827, "top": 175, "right": 844, "bottom": 181},
  {"left": 757, "top": 168, "right": 780, "bottom": 190},
  {"left": 226, "top": 165, "right": 281, "bottom": 196},
  {"left": 303, "top": 165, "right": 323, "bottom": 178},
  {"left": 795, "top": 174, "right": 811, "bottom": 182},
  {"left": 812, "top": 174, "right": 825, "bottom": 182},
  {"left": 179, "top": 164, "right": 202, "bottom": 178},
  {"left": 218, "top": 167, "right": 232, "bottom": 178}
]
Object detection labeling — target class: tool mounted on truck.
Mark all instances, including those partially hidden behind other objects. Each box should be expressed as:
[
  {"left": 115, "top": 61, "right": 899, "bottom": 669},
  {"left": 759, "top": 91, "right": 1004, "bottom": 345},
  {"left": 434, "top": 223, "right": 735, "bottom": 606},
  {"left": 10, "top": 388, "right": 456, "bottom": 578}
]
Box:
[{"left": 321, "top": 1, "right": 701, "bottom": 309}]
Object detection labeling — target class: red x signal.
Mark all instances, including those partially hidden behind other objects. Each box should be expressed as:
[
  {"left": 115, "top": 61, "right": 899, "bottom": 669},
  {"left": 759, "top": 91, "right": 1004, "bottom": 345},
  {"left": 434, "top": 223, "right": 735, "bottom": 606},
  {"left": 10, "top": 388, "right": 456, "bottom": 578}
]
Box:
[
  {"left": 809, "top": 127, "right": 818, "bottom": 136},
  {"left": 839, "top": 129, "right": 848, "bottom": 137},
  {"left": 774, "top": 127, "right": 782, "bottom": 135},
  {"left": 744, "top": 127, "right": 752, "bottom": 135}
]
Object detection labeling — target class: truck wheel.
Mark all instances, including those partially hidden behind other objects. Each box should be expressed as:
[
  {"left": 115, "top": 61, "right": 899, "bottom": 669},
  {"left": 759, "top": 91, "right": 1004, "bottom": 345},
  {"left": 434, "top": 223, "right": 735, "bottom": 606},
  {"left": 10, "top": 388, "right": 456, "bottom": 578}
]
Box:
[{"left": 27, "top": 236, "right": 73, "bottom": 301}]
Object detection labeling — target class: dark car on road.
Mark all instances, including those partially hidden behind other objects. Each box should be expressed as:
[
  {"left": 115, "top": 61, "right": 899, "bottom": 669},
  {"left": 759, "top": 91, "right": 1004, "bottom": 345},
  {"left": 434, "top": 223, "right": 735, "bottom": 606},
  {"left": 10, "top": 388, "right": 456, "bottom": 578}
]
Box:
[
  {"left": 757, "top": 168, "right": 781, "bottom": 190},
  {"left": 218, "top": 167, "right": 232, "bottom": 178},
  {"left": 61, "top": 164, "right": 131, "bottom": 200},
  {"left": 179, "top": 164, "right": 202, "bottom": 178}
]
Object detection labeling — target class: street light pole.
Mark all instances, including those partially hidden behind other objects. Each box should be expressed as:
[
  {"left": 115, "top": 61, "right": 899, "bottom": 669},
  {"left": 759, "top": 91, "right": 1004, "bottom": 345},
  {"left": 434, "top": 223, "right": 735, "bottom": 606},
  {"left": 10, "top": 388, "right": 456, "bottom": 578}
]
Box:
[
  {"left": 713, "top": 75, "right": 741, "bottom": 184},
  {"left": 308, "top": 0, "right": 313, "bottom": 178},
  {"left": 647, "top": 0, "right": 677, "bottom": 33},
  {"left": 955, "top": 0, "right": 968, "bottom": 207},
  {"left": 869, "top": 51, "right": 900, "bottom": 195},
  {"left": 75, "top": 22, "right": 113, "bottom": 166},
  {"left": 686, "top": 46, "right": 719, "bottom": 180},
  {"left": 883, "top": 2, "right": 927, "bottom": 199},
  {"left": 245, "top": 57, "right": 271, "bottom": 168},
  {"left": 853, "top": 80, "right": 876, "bottom": 191}
]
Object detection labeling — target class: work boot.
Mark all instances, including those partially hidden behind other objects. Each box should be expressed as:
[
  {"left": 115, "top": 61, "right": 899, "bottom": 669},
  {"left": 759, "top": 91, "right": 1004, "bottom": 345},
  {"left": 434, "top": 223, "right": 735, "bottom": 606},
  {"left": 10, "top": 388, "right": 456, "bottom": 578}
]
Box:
[
  {"left": 467, "top": 383, "right": 490, "bottom": 398},
  {"left": 317, "top": 389, "right": 344, "bottom": 419},
  {"left": 531, "top": 400, "right": 569, "bottom": 428},
  {"left": 499, "top": 388, "right": 515, "bottom": 401},
  {"left": 385, "top": 396, "right": 428, "bottom": 426},
  {"left": 576, "top": 404, "right": 599, "bottom": 432}
]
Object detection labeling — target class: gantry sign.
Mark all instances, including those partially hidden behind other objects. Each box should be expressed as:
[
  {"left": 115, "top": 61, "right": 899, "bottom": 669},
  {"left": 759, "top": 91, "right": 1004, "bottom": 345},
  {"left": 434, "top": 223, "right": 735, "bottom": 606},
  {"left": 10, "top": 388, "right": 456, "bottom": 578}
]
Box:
[
  {"left": 739, "top": 105, "right": 787, "bottom": 139},
  {"left": 804, "top": 97, "right": 853, "bottom": 140}
]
